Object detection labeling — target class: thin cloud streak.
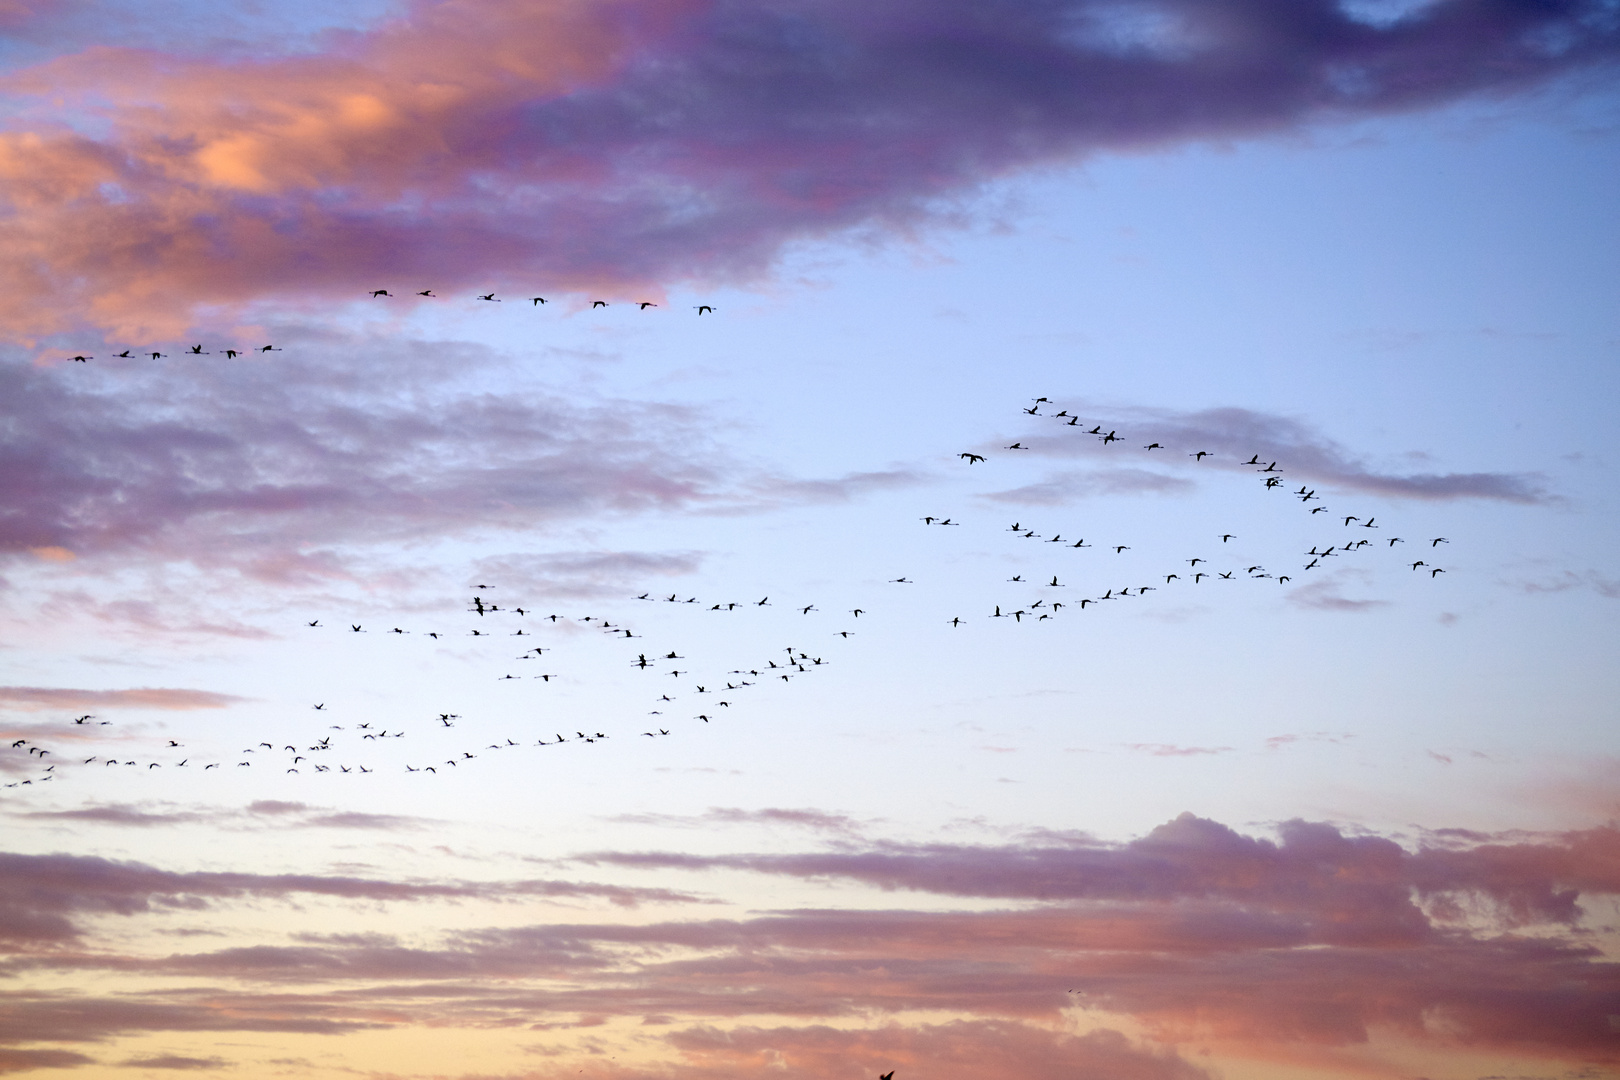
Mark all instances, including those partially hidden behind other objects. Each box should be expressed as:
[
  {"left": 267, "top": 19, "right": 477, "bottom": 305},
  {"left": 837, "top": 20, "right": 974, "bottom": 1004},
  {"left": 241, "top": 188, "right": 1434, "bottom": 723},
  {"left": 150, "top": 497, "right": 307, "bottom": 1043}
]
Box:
[
  {"left": 0, "top": 686, "right": 243, "bottom": 711},
  {"left": 0, "top": 851, "right": 708, "bottom": 945}
]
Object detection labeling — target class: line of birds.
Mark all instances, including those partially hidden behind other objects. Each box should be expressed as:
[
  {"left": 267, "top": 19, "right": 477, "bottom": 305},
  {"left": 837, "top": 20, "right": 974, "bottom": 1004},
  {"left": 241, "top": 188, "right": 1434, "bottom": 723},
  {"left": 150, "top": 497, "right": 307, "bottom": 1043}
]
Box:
[
  {"left": 3, "top": 394, "right": 1453, "bottom": 790},
  {"left": 367, "top": 289, "right": 717, "bottom": 316},
  {"left": 55, "top": 292, "right": 720, "bottom": 363},
  {"left": 58, "top": 344, "right": 283, "bottom": 363}
]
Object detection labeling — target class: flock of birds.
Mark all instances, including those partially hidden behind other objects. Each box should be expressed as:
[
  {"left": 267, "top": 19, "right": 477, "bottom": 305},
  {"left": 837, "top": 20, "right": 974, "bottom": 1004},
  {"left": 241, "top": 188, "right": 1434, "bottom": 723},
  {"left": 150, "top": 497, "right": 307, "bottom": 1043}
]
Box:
[
  {"left": 958, "top": 397, "right": 1450, "bottom": 624},
  {"left": 3, "top": 395, "right": 1451, "bottom": 789},
  {"left": 53, "top": 292, "right": 715, "bottom": 363}
]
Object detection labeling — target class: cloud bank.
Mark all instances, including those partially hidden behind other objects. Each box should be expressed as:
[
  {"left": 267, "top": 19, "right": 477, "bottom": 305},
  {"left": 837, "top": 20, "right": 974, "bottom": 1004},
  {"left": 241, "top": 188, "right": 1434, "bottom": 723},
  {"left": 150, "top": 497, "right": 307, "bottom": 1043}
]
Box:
[
  {"left": 0, "top": 814, "right": 1614, "bottom": 1075},
  {"left": 2, "top": 0, "right": 1617, "bottom": 337}
]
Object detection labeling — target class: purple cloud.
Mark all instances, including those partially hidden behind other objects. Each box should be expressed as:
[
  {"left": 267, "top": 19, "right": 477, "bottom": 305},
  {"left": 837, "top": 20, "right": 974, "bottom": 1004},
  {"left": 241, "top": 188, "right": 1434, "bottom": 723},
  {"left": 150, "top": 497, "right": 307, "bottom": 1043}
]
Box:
[
  {"left": 2, "top": 815, "right": 1616, "bottom": 1069},
  {"left": 0, "top": 0, "right": 1617, "bottom": 337},
  {"left": 0, "top": 345, "right": 728, "bottom": 574},
  {"left": 990, "top": 405, "right": 1549, "bottom": 503},
  {"left": 0, "top": 851, "right": 707, "bottom": 945}
]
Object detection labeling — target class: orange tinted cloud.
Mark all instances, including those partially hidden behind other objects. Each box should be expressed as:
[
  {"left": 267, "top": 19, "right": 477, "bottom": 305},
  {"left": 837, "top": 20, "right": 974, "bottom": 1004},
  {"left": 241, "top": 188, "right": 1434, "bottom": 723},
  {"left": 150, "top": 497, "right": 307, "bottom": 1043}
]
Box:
[
  {"left": 0, "top": 685, "right": 243, "bottom": 710},
  {"left": 1, "top": 815, "right": 1615, "bottom": 1073},
  {"left": 2, "top": 0, "right": 1618, "bottom": 340}
]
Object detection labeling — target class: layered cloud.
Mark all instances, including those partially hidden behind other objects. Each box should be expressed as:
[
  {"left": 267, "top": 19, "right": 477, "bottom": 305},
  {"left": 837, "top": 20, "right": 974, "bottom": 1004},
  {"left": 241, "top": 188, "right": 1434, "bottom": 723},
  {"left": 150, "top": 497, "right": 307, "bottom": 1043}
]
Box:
[
  {"left": 0, "top": 814, "right": 1614, "bottom": 1074},
  {"left": 0, "top": 850, "right": 705, "bottom": 946},
  {"left": 2, "top": 0, "right": 1618, "bottom": 338},
  {"left": 0, "top": 341, "right": 728, "bottom": 577},
  {"left": 579, "top": 812, "right": 1620, "bottom": 927}
]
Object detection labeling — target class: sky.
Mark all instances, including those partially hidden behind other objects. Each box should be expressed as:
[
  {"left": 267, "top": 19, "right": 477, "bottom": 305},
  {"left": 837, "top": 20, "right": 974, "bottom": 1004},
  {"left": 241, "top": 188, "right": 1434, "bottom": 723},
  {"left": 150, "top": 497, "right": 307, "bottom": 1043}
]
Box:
[{"left": 1, "top": 1, "right": 1619, "bottom": 1078}]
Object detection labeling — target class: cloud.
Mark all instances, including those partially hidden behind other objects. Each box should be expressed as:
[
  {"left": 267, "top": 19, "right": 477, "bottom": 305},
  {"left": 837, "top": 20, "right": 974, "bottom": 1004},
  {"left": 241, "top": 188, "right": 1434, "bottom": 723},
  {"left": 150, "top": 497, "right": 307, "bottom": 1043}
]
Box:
[
  {"left": 983, "top": 469, "right": 1194, "bottom": 505},
  {"left": 117, "top": 1056, "right": 228, "bottom": 1071},
  {"left": 0, "top": 344, "right": 729, "bottom": 575},
  {"left": 579, "top": 812, "right": 1620, "bottom": 927},
  {"left": 0, "top": 344, "right": 926, "bottom": 592},
  {"left": 0, "top": 686, "right": 243, "bottom": 711},
  {"left": 1286, "top": 578, "right": 1392, "bottom": 611},
  {"left": 1, "top": 0, "right": 1617, "bottom": 337},
  {"left": 605, "top": 806, "right": 866, "bottom": 836},
  {"left": 24, "top": 799, "right": 443, "bottom": 831},
  {"left": 18, "top": 804, "right": 210, "bottom": 827},
  {"left": 0, "top": 1048, "right": 97, "bottom": 1074},
  {"left": 1508, "top": 569, "right": 1620, "bottom": 598},
  {"left": 0, "top": 998, "right": 383, "bottom": 1044},
  {"left": 2, "top": 815, "right": 1618, "bottom": 1069},
  {"left": 998, "top": 405, "right": 1549, "bottom": 503},
  {"left": 749, "top": 471, "right": 926, "bottom": 508},
  {"left": 470, "top": 550, "right": 707, "bottom": 601},
  {"left": 0, "top": 850, "right": 707, "bottom": 945},
  {"left": 653, "top": 1021, "right": 1213, "bottom": 1080},
  {"left": 1122, "top": 743, "right": 1235, "bottom": 757}
]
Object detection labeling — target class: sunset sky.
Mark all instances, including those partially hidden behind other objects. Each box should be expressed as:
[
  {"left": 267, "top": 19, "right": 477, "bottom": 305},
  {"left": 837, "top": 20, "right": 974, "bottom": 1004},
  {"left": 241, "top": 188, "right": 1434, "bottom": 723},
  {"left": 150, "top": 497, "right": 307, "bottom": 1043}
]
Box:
[{"left": 2, "top": 1, "right": 1618, "bottom": 1078}]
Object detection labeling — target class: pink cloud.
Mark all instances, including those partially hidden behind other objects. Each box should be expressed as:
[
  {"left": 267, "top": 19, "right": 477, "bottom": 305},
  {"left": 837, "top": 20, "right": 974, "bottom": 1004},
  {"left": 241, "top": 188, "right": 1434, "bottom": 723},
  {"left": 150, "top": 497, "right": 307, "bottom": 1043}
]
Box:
[
  {"left": 652, "top": 1021, "right": 1213, "bottom": 1080},
  {"left": 0, "top": 0, "right": 1615, "bottom": 339},
  {"left": 1, "top": 815, "right": 1616, "bottom": 1071}
]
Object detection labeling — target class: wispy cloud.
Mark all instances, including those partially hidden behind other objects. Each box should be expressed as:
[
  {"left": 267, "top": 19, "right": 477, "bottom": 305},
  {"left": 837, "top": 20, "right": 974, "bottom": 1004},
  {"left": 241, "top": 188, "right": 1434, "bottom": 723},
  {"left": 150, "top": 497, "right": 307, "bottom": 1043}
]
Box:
[
  {"left": 0, "top": 686, "right": 243, "bottom": 711},
  {"left": 0, "top": 850, "right": 707, "bottom": 945},
  {"left": 1122, "top": 743, "right": 1235, "bottom": 757},
  {"left": 1286, "top": 578, "right": 1392, "bottom": 611},
  {"left": 116, "top": 1056, "right": 228, "bottom": 1071},
  {"left": 605, "top": 806, "right": 867, "bottom": 837},
  {"left": 470, "top": 550, "right": 708, "bottom": 601},
  {"left": 0, "top": 343, "right": 728, "bottom": 576},
  {"left": 983, "top": 469, "right": 1194, "bottom": 505},
  {"left": 993, "top": 405, "right": 1549, "bottom": 503}
]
